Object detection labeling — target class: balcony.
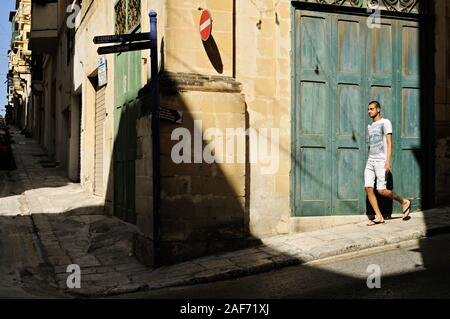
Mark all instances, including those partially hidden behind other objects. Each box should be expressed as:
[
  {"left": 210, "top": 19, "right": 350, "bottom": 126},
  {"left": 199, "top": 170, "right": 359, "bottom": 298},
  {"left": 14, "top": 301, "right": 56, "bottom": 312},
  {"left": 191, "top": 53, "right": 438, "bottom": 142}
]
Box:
[
  {"left": 28, "top": 0, "right": 59, "bottom": 53},
  {"left": 12, "top": 30, "right": 20, "bottom": 42}
]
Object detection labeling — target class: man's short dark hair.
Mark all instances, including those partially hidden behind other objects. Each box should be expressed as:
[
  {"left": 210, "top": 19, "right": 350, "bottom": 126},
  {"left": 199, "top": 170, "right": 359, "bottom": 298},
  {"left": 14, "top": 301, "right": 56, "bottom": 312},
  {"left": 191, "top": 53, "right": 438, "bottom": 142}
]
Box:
[{"left": 368, "top": 100, "right": 381, "bottom": 109}]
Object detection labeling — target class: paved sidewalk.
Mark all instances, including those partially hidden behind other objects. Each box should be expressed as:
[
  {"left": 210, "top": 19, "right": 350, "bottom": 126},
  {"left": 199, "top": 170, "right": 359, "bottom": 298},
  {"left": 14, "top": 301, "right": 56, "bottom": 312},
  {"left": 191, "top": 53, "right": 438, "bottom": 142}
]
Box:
[
  {"left": 139, "top": 207, "right": 450, "bottom": 290},
  {"left": 3, "top": 127, "right": 450, "bottom": 298}
]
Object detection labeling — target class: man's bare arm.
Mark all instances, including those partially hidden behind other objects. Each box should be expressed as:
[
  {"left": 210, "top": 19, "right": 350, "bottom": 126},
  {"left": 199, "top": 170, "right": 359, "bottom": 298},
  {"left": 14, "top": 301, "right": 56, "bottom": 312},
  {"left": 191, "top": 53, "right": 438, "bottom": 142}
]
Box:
[{"left": 386, "top": 133, "right": 392, "bottom": 172}]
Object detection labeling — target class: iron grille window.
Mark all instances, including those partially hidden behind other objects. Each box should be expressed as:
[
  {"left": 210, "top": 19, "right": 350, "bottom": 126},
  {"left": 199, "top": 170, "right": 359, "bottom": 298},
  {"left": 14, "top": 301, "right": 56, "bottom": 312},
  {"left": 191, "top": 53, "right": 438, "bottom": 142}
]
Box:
[
  {"left": 115, "top": 0, "right": 141, "bottom": 35},
  {"left": 128, "top": 0, "right": 140, "bottom": 30},
  {"left": 115, "top": 0, "right": 126, "bottom": 35},
  {"left": 293, "top": 0, "right": 422, "bottom": 14}
]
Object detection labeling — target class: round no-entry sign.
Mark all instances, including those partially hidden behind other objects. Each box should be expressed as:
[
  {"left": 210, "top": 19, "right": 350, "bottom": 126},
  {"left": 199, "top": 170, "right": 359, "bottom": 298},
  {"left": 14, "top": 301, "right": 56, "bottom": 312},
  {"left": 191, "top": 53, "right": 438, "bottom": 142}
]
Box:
[{"left": 199, "top": 10, "right": 212, "bottom": 41}]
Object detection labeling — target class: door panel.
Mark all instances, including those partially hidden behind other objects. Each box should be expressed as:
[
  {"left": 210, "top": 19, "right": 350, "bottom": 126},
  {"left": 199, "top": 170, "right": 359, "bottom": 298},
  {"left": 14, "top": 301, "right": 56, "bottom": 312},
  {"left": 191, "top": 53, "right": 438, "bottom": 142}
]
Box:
[
  {"left": 114, "top": 47, "right": 141, "bottom": 224},
  {"left": 337, "top": 19, "right": 360, "bottom": 74},
  {"left": 402, "top": 88, "right": 420, "bottom": 139},
  {"left": 332, "top": 14, "right": 366, "bottom": 215},
  {"left": 398, "top": 21, "right": 421, "bottom": 210},
  {"left": 94, "top": 86, "right": 106, "bottom": 196},
  {"left": 365, "top": 18, "right": 398, "bottom": 215},
  {"left": 336, "top": 85, "right": 361, "bottom": 147},
  {"left": 299, "top": 82, "right": 328, "bottom": 146},
  {"left": 366, "top": 19, "right": 396, "bottom": 125},
  {"left": 336, "top": 149, "right": 361, "bottom": 213},
  {"left": 294, "top": 10, "right": 332, "bottom": 216},
  {"left": 402, "top": 26, "right": 419, "bottom": 79},
  {"left": 370, "top": 24, "right": 393, "bottom": 76},
  {"left": 300, "top": 15, "right": 328, "bottom": 71},
  {"left": 369, "top": 87, "right": 394, "bottom": 121},
  {"left": 401, "top": 150, "right": 422, "bottom": 199},
  {"left": 300, "top": 148, "right": 329, "bottom": 216}
]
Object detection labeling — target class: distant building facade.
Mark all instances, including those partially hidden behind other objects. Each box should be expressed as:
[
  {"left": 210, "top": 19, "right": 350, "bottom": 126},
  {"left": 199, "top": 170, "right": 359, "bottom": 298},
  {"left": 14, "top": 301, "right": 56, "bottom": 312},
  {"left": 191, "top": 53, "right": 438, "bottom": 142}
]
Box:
[{"left": 7, "top": 0, "right": 31, "bottom": 130}]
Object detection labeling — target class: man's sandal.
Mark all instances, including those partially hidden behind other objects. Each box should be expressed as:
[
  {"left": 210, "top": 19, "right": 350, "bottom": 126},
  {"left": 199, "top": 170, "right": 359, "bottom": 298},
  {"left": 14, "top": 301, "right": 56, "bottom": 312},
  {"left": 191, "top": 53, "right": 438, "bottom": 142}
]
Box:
[
  {"left": 402, "top": 201, "right": 411, "bottom": 221},
  {"left": 367, "top": 220, "right": 386, "bottom": 226}
]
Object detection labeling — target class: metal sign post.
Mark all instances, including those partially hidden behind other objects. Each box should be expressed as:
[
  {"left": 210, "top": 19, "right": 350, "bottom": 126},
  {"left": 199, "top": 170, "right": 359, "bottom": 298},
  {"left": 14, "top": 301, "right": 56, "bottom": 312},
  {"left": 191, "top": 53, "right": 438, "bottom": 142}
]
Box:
[{"left": 149, "top": 10, "right": 161, "bottom": 267}]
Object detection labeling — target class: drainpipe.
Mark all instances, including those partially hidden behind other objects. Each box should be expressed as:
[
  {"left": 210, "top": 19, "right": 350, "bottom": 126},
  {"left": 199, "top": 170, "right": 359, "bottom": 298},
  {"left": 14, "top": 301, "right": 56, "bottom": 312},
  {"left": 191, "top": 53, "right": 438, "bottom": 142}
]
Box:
[
  {"left": 149, "top": 11, "right": 161, "bottom": 267},
  {"left": 233, "top": 0, "right": 236, "bottom": 78}
]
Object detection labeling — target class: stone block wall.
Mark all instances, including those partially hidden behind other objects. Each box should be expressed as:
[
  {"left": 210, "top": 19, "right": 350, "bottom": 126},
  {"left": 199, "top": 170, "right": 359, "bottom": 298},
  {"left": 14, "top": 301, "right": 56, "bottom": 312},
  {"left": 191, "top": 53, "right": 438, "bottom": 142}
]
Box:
[
  {"left": 434, "top": 0, "right": 450, "bottom": 205},
  {"left": 236, "top": 0, "right": 291, "bottom": 237},
  {"left": 156, "top": 73, "right": 254, "bottom": 264}
]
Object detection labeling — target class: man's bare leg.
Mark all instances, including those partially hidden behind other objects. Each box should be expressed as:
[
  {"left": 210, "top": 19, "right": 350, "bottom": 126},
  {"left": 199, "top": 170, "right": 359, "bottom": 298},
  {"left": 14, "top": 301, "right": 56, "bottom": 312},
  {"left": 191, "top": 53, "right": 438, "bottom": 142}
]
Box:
[
  {"left": 377, "top": 189, "right": 411, "bottom": 219},
  {"left": 365, "top": 187, "right": 385, "bottom": 223}
]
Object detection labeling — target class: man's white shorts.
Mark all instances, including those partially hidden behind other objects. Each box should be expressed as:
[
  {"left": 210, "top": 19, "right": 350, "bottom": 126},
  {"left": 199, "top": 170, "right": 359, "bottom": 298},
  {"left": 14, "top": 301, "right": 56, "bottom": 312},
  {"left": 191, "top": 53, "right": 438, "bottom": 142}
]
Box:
[{"left": 364, "top": 160, "right": 387, "bottom": 190}]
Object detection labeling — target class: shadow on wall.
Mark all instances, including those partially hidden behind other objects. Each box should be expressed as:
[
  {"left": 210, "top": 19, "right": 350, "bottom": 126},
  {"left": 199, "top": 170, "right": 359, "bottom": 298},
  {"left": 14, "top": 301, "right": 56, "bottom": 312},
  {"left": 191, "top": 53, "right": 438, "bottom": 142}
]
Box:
[
  {"left": 102, "top": 32, "right": 257, "bottom": 267},
  {"left": 202, "top": 35, "right": 223, "bottom": 74}
]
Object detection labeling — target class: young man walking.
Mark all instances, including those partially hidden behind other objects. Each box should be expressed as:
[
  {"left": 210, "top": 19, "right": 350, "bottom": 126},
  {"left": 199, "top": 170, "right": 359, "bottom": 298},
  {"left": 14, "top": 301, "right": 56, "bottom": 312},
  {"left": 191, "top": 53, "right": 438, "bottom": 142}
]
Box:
[{"left": 365, "top": 101, "right": 411, "bottom": 226}]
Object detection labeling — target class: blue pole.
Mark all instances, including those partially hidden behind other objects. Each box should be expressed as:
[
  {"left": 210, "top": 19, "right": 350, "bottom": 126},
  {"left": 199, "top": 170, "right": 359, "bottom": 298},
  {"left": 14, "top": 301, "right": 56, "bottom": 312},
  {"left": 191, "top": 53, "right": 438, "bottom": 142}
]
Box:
[{"left": 149, "top": 10, "right": 160, "bottom": 267}]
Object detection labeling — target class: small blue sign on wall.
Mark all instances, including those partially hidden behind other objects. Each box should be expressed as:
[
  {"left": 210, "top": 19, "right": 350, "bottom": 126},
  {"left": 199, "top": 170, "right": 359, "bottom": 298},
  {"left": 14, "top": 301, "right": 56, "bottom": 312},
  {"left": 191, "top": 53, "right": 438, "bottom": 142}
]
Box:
[{"left": 98, "top": 56, "right": 107, "bottom": 87}]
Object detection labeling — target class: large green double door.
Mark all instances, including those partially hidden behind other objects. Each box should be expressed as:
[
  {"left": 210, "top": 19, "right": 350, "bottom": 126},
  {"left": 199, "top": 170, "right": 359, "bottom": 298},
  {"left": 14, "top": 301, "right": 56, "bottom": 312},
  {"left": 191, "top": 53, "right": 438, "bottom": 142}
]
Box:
[
  {"left": 113, "top": 0, "right": 142, "bottom": 223},
  {"left": 292, "top": 10, "right": 421, "bottom": 216},
  {"left": 114, "top": 48, "right": 141, "bottom": 223}
]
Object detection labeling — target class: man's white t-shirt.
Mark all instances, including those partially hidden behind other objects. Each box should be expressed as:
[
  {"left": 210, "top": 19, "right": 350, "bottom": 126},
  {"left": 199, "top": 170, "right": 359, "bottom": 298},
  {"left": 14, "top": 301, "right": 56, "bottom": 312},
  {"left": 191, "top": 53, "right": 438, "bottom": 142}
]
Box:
[{"left": 367, "top": 118, "right": 393, "bottom": 161}]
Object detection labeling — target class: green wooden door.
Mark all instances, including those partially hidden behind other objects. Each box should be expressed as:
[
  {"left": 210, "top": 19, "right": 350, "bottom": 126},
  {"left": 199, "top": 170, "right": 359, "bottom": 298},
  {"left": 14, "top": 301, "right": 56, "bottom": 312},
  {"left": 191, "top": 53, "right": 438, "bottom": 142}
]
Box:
[
  {"left": 396, "top": 20, "right": 421, "bottom": 212},
  {"left": 364, "top": 17, "right": 398, "bottom": 215},
  {"left": 292, "top": 11, "right": 333, "bottom": 216},
  {"left": 114, "top": 0, "right": 142, "bottom": 223},
  {"left": 292, "top": 9, "right": 421, "bottom": 216},
  {"left": 330, "top": 14, "right": 367, "bottom": 215},
  {"left": 365, "top": 19, "right": 422, "bottom": 213}
]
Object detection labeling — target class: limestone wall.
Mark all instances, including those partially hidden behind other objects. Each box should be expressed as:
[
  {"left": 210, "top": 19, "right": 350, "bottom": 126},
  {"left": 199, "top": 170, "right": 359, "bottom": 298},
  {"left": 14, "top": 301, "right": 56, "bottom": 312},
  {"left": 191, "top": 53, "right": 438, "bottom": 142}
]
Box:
[
  {"left": 235, "top": 0, "right": 291, "bottom": 237},
  {"left": 434, "top": 0, "right": 450, "bottom": 205},
  {"left": 140, "top": 0, "right": 250, "bottom": 264},
  {"left": 157, "top": 74, "right": 249, "bottom": 264},
  {"left": 74, "top": 0, "right": 115, "bottom": 205}
]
